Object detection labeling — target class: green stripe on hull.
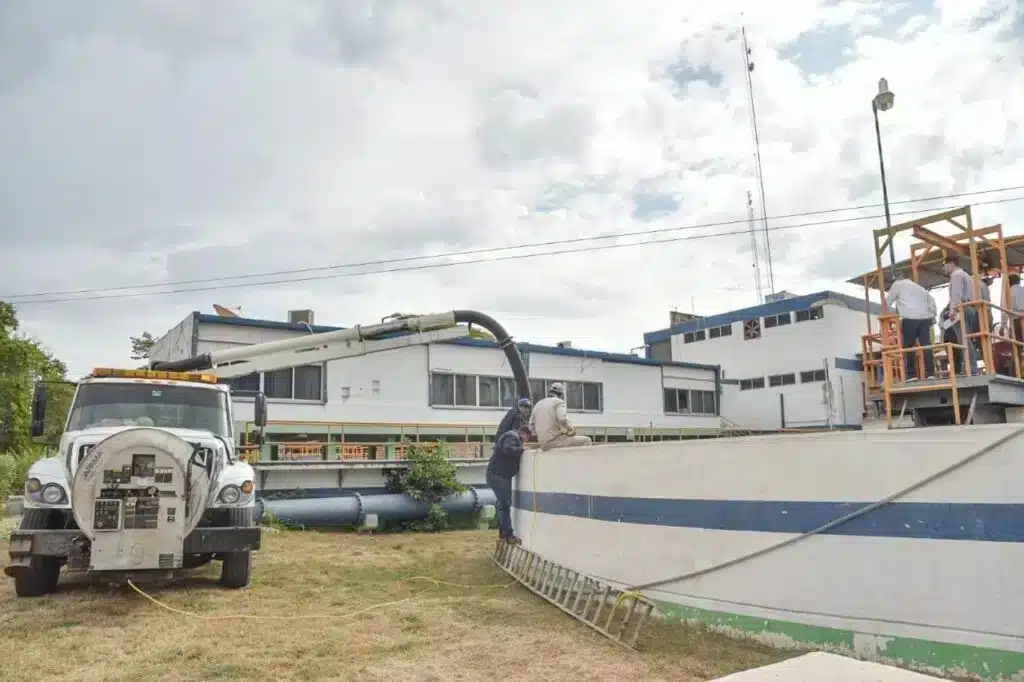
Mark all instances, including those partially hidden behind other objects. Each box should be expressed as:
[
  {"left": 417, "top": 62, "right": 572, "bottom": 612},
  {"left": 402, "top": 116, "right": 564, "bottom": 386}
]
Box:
[{"left": 655, "top": 601, "right": 1024, "bottom": 680}]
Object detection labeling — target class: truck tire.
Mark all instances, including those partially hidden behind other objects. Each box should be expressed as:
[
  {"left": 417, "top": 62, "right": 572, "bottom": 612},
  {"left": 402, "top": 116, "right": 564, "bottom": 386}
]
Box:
[
  {"left": 13, "top": 510, "right": 62, "bottom": 598},
  {"left": 219, "top": 506, "right": 254, "bottom": 589}
]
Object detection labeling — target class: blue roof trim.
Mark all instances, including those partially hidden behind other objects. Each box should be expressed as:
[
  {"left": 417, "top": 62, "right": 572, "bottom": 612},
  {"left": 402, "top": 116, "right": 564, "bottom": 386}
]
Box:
[
  {"left": 193, "top": 313, "right": 718, "bottom": 373},
  {"left": 642, "top": 290, "right": 882, "bottom": 344}
]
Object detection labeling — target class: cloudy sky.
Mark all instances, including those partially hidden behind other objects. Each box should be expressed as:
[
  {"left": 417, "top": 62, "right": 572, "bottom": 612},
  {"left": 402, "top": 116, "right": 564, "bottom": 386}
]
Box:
[{"left": 1, "top": 0, "right": 1022, "bottom": 377}]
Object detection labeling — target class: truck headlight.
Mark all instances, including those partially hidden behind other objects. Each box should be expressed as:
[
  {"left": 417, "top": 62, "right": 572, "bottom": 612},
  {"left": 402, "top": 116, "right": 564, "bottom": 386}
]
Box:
[
  {"left": 25, "top": 478, "right": 42, "bottom": 494},
  {"left": 41, "top": 484, "right": 66, "bottom": 505},
  {"left": 219, "top": 485, "right": 242, "bottom": 504}
]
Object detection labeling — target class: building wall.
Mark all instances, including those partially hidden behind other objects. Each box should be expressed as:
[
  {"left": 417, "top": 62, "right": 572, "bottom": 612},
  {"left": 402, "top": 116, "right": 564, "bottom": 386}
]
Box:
[
  {"left": 179, "top": 320, "right": 720, "bottom": 432},
  {"left": 512, "top": 425, "right": 1024, "bottom": 679},
  {"left": 668, "top": 303, "right": 874, "bottom": 430},
  {"left": 149, "top": 313, "right": 195, "bottom": 363}
]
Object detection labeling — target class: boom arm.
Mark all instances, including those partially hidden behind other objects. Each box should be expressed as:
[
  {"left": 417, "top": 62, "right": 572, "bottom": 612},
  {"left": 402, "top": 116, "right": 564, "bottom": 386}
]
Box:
[{"left": 150, "top": 310, "right": 532, "bottom": 400}]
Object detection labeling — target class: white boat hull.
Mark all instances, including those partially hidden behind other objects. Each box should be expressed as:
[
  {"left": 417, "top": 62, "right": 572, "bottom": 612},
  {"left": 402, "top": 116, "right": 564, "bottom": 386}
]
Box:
[{"left": 512, "top": 424, "right": 1024, "bottom": 680}]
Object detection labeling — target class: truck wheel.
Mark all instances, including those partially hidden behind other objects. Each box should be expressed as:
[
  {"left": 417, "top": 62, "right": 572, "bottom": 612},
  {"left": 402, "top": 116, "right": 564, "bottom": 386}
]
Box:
[
  {"left": 219, "top": 506, "right": 254, "bottom": 589},
  {"left": 13, "top": 510, "right": 62, "bottom": 597}
]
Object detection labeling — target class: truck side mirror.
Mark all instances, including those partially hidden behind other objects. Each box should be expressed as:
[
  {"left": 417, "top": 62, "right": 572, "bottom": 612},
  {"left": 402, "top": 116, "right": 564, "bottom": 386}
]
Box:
[
  {"left": 30, "top": 383, "right": 48, "bottom": 438},
  {"left": 253, "top": 392, "right": 268, "bottom": 428}
]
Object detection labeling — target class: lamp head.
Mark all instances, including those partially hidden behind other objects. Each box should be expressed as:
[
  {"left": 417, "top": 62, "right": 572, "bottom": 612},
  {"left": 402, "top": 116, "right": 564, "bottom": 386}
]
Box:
[{"left": 873, "top": 77, "right": 894, "bottom": 112}]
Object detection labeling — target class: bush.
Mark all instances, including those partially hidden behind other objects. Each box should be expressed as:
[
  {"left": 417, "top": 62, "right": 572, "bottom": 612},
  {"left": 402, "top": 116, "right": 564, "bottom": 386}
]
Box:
[
  {"left": 385, "top": 440, "right": 468, "bottom": 532},
  {"left": 0, "top": 448, "right": 45, "bottom": 499}
]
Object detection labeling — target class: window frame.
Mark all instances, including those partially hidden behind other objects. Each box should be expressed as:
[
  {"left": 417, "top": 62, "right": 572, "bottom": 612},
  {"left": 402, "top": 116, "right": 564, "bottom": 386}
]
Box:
[
  {"left": 768, "top": 372, "right": 796, "bottom": 387},
  {"left": 430, "top": 373, "right": 604, "bottom": 413},
  {"left": 663, "top": 387, "right": 718, "bottom": 416},
  {"left": 739, "top": 377, "right": 766, "bottom": 391},
  {"left": 222, "top": 362, "right": 325, "bottom": 403},
  {"left": 800, "top": 369, "right": 827, "bottom": 383}
]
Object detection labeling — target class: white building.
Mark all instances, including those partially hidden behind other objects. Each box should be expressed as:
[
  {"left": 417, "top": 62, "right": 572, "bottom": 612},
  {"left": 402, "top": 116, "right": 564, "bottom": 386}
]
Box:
[
  {"left": 642, "top": 291, "right": 882, "bottom": 431},
  {"left": 151, "top": 310, "right": 725, "bottom": 459}
]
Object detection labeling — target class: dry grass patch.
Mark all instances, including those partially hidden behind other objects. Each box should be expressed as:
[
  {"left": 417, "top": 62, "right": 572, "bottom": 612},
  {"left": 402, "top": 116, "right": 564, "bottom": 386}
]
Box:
[{"left": 1, "top": 528, "right": 789, "bottom": 681}]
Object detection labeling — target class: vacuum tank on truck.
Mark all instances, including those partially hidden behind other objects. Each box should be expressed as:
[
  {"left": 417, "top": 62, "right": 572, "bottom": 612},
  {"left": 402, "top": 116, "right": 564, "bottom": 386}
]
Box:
[{"left": 5, "top": 310, "right": 529, "bottom": 598}]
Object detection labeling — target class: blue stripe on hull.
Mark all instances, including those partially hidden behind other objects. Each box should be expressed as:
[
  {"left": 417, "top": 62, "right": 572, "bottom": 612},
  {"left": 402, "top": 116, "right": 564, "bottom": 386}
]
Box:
[{"left": 513, "top": 491, "right": 1024, "bottom": 542}]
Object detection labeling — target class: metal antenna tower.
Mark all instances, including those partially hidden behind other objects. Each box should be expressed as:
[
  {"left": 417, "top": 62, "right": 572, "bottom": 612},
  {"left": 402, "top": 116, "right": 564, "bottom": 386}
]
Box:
[
  {"left": 747, "top": 191, "right": 764, "bottom": 304},
  {"left": 741, "top": 26, "right": 776, "bottom": 295}
]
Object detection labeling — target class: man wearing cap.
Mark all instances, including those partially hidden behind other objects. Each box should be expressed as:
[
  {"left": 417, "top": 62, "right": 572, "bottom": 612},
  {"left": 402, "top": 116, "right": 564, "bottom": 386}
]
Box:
[
  {"left": 495, "top": 397, "right": 532, "bottom": 441},
  {"left": 486, "top": 423, "right": 532, "bottom": 544},
  {"left": 529, "top": 382, "right": 592, "bottom": 450}
]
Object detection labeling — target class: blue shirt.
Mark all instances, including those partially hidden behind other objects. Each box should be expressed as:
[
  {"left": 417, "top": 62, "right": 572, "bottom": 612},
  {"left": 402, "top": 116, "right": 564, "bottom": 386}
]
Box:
[{"left": 487, "top": 430, "right": 525, "bottom": 478}]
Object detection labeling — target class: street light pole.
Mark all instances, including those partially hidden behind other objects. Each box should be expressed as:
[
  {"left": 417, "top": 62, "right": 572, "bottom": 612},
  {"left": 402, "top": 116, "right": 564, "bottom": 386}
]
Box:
[{"left": 872, "top": 78, "right": 896, "bottom": 280}]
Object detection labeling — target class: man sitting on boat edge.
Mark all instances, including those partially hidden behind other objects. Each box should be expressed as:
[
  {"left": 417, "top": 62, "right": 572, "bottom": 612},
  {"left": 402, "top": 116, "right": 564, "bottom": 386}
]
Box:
[
  {"left": 486, "top": 423, "right": 532, "bottom": 545},
  {"left": 530, "top": 382, "right": 593, "bottom": 450}
]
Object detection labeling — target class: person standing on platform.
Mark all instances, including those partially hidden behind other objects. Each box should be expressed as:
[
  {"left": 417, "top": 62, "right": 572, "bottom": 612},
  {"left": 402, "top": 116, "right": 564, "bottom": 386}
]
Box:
[
  {"left": 885, "top": 273, "right": 937, "bottom": 380},
  {"left": 945, "top": 256, "right": 980, "bottom": 376}
]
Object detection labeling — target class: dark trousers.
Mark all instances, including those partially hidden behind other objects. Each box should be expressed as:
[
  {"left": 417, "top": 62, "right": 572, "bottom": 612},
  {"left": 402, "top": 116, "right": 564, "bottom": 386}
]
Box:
[
  {"left": 486, "top": 470, "right": 514, "bottom": 538},
  {"left": 900, "top": 317, "right": 935, "bottom": 379},
  {"left": 942, "top": 326, "right": 962, "bottom": 373}
]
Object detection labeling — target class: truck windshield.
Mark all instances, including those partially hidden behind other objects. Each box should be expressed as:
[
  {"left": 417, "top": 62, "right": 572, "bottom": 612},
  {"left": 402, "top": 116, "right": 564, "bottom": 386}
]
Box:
[{"left": 66, "top": 383, "right": 231, "bottom": 437}]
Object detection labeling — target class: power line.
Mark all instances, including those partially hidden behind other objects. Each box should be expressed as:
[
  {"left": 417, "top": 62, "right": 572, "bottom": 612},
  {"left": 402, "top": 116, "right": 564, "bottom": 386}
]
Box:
[
  {"left": 4, "top": 185, "right": 1022, "bottom": 302},
  {"left": 8, "top": 192, "right": 1024, "bottom": 306}
]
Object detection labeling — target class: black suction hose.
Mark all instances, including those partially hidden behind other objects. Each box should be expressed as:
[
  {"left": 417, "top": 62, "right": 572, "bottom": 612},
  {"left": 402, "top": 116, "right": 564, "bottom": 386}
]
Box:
[{"left": 453, "top": 310, "right": 530, "bottom": 401}]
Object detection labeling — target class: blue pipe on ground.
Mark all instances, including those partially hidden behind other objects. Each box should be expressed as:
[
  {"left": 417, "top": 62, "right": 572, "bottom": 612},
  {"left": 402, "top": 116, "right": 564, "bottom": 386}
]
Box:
[{"left": 258, "top": 487, "right": 496, "bottom": 527}]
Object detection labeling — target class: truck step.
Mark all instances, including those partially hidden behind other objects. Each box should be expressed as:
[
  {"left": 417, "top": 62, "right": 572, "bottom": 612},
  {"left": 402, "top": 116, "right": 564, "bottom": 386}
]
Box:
[{"left": 491, "top": 539, "right": 655, "bottom": 649}]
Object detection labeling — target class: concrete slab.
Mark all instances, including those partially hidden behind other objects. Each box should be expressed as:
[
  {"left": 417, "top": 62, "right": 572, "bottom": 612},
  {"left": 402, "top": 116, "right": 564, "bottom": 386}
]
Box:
[{"left": 711, "top": 652, "right": 947, "bottom": 682}]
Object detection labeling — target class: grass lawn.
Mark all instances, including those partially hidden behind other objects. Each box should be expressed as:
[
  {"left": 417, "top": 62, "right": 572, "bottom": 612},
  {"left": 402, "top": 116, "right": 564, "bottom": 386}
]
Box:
[{"left": 1, "top": 523, "right": 790, "bottom": 681}]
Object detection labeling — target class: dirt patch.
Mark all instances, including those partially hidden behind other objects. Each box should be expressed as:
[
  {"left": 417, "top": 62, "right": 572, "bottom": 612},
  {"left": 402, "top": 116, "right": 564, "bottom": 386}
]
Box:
[{"left": 1, "top": 528, "right": 789, "bottom": 681}]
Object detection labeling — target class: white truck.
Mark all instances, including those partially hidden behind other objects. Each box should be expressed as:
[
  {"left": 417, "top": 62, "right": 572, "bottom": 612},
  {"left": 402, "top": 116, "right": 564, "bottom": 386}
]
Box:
[{"left": 5, "top": 310, "right": 529, "bottom": 597}]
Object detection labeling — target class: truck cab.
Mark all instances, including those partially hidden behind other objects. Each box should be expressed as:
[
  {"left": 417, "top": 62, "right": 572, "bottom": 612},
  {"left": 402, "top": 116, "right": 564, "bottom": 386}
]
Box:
[{"left": 5, "top": 367, "right": 266, "bottom": 597}]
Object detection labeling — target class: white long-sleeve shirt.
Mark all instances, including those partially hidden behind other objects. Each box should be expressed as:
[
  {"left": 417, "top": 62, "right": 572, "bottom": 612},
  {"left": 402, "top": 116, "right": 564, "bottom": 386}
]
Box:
[{"left": 886, "top": 279, "right": 937, "bottom": 320}]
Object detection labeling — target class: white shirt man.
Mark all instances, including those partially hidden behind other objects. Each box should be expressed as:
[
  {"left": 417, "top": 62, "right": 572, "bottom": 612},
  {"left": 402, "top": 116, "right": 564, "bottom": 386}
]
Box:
[
  {"left": 529, "top": 382, "right": 593, "bottom": 450},
  {"left": 886, "top": 275, "right": 937, "bottom": 381},
  {"left": 886, "top": 276, "right": 937, "bottom": 321},
  {"left": 944, "top": 257, "right": 978, "bottom": 375}
]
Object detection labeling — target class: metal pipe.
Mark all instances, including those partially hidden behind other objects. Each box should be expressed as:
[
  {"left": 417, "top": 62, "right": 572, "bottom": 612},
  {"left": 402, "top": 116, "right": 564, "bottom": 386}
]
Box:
[
  {"left": 259, "top": 488, "right": 496, "bottom": 527},
  {"left": 873, "top": 101, "right": 896, "bottom": 277}
]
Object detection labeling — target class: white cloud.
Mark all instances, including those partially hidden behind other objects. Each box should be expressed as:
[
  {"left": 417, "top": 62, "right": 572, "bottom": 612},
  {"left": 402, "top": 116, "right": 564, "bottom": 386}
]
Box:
[{"left": 0, "top": 0, "right": 1022, "bottom": 378}]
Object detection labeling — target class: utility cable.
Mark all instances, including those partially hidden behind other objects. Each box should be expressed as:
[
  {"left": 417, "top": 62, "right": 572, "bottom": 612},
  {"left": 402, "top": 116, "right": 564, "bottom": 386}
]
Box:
[
  {"left": 3, "top": 185, "right": 1022, "bottom": 303},
  {"left": 8, "top": 193, "right": 1024, "bottom": 307},
  {"left": 126, "top": 572, "right": 515, "bottom": 621}
]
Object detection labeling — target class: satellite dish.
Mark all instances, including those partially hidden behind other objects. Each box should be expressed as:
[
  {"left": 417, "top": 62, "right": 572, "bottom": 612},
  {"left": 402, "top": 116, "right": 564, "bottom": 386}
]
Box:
[{"left": 213, "top": 304, "right": 240, "bottom": 318}]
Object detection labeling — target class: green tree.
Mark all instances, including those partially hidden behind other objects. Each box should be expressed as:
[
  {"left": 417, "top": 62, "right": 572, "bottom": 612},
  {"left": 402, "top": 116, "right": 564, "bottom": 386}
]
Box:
[
  {"left": 385, "top": 441, "right": 467, "bottom": 532},
  {"left": 0, "top": 301, "right": 71, "bottom": 453},
  {"left": 130, "top": 331, "right": 156, "bottom": 360}
]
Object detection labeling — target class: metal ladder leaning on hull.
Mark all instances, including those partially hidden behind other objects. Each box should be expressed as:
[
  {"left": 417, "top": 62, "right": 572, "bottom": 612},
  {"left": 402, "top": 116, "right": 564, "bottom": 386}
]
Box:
[{"left": 491, "top": 539, "right": 656, "bottom": 649}]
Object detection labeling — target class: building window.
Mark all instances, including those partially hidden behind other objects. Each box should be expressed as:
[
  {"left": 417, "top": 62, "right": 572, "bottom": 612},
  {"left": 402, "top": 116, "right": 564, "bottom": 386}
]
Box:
[
  {"left": 708, "top": 324, "right": 732, "bottom": 339},
  {"left": 795, "top": 307, "right": 824, "bottom": 322},
  {"left": 683, "top": 329, "right": 706, "bottom": 344},
  {"left": 566, "top": 381, "right": 602, "bottom": 412},
  {"left": 739, "top": 377, "right": 766, "bottom": 391},
  {"left": 692, "top": 390, "right": 716, "bottom": 415},
  {"left": 743, "top": 319, "right": 761, "bottom": 340},
  {"left": 664, "top": 388, "right": 717, "bottom": 415},
  {"left": 432, "top": 373, "right": 598, "bottom": 411},
  {"left": 430, "top": 373, "right": 455, "bottom": 406},
  {"left": 768, "top": 373, "right": 796, "bottom": 387},
  {"left": 763, "top": 313, "right": 792, "bottom": 328},
  {"left": 800, "top": 369, "right": 827, "bottom": 383},
  {"left": 478, "top": 376, "right": 500, "bottom": 407},
  {"left": 454, "top": 374, "right": 477, "bottom": 407},
  {"left": 220, "top": 363, "right": 324, "bottom": 401}
]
